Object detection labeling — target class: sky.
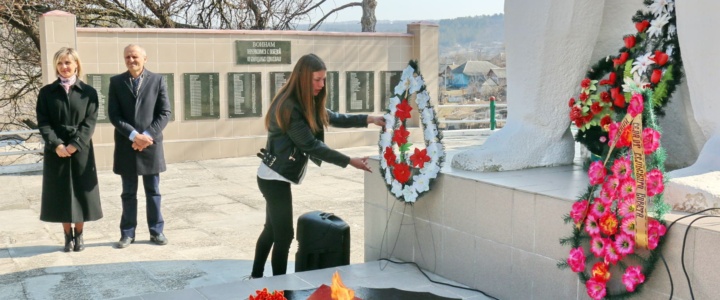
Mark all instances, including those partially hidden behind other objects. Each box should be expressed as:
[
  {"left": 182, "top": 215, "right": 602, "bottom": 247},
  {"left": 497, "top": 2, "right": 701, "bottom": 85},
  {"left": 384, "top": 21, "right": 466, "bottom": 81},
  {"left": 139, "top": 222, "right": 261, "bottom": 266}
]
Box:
[{"left": 316, "top": 0, "right": 505, "bottom": 22}]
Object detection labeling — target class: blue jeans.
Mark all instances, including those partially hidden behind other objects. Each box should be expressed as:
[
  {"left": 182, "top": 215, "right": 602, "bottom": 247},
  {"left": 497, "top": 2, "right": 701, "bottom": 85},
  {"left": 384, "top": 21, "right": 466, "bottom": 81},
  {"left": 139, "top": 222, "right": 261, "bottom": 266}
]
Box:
[{"left": 120, "top": 174, "right": 164, "bottom": 238}]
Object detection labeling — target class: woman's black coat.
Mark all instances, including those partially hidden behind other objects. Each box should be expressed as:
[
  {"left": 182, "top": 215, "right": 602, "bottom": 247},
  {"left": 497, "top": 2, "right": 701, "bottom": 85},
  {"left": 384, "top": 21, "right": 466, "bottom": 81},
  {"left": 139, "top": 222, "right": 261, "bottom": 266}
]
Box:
[{"left": 36, "top": 79, "right": 103, "bottom": 223}]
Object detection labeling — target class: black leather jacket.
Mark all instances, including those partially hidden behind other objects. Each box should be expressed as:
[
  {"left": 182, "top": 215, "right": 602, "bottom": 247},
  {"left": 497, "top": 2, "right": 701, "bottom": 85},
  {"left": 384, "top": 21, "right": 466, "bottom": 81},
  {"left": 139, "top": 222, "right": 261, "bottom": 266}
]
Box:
[{"left": 260, "top": 97, "right": 368, "bottom": 184}]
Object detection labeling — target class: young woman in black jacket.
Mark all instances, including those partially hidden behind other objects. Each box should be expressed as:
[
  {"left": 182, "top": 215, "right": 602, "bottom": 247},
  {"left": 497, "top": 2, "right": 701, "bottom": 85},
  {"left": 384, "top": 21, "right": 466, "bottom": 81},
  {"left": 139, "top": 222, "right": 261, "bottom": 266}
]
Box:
[{"left": 252, "top": 53, "right": 385, "bottom": 278}]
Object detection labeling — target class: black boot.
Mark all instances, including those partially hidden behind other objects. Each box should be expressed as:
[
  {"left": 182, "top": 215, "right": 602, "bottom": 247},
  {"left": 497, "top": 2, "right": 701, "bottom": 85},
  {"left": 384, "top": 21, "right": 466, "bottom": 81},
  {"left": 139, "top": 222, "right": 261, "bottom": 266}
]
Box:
[
  {"left": 63, "top": 231, "right": 73, "bottom": 252},
  {"left": 73, "top": 228, "right": 84, "bottom": 252}
]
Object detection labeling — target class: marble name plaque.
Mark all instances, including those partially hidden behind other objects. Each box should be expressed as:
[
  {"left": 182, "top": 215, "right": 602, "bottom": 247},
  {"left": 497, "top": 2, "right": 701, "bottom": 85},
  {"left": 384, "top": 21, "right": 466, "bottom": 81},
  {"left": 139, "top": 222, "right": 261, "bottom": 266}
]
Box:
[
  {"left": 325, "top": 71, "right": 340, "bottom": 111},
  {"left": 85, "top": 74, "right": 112, "bottom": 123},
  {"left": 346, "top": 71, "right": 374, "bottom": 113},
  {"left": 269, "top": 72, "right": 292, "bottom": 101},
  {"left": 159, "top": 73, "right": 176, "bottom": 121},
  {"left": 183, "top": 73, "right": 220, "bottom": 120},
  {"left": 228, "top": 72, "right": 262, "bottom": 118},
  {"left": 86, "top": 73, "right": 176, "bottom": 122},
  {"left": 380, "top": 71, "right": 402, "bottom": 111}
]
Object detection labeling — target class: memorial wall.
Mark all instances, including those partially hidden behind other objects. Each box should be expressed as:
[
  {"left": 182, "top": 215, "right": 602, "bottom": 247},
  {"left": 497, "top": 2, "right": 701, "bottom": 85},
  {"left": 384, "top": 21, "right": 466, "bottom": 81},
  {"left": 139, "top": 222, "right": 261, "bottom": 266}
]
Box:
[{"left": 38, "top": 12, "right": 439, "bottom": 169}]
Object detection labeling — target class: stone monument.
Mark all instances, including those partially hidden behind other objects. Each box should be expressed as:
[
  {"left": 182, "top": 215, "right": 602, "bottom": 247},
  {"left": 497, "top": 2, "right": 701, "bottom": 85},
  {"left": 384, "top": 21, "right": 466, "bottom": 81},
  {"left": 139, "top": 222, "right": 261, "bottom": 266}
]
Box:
[
  {"left": 665, "top": 0, "right": 720, "bottom": 213},
  {"left": 451, "top": 0, "right": 719, "bottom": 213}
]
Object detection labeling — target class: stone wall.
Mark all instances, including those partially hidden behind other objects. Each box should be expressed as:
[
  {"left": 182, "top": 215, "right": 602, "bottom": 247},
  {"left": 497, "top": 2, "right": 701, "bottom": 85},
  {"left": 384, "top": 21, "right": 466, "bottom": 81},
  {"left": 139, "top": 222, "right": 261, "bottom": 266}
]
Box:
[{"left": 38, "top": 11, "right": 438, "bottom": 169}]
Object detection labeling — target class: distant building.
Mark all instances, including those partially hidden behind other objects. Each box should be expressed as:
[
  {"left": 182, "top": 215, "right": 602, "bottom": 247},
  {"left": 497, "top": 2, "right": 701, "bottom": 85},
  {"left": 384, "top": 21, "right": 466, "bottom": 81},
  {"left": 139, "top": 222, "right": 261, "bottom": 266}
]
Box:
[
  {"left": 439, "top": 63, "right": 459, "bottom": 88},
  {"left": 448, "top": 60, "right": 499, "bottom": 88},
  {"left": 479, "top": 67, "right": 507, "bottom": 100},
  {"left": 487, "top": 68, "right": 506, "bottom": 86},
  {"left": 479, "top": 79, "right": 499, "bottom": 98}
]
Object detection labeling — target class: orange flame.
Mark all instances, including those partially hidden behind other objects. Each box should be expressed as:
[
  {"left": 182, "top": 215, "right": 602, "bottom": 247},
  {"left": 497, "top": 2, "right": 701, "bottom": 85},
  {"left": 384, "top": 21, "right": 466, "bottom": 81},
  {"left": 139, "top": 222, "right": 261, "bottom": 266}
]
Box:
[{"left": 330, "top": 271, "right": 354, "bottom": 300}]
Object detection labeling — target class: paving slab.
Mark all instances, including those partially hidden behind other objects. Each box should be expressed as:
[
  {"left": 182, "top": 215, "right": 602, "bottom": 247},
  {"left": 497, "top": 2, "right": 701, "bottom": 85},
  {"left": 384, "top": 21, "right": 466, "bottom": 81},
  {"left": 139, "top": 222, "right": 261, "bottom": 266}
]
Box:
[{"left": 0, "top": 134, "right": 488, "bottom": 299}]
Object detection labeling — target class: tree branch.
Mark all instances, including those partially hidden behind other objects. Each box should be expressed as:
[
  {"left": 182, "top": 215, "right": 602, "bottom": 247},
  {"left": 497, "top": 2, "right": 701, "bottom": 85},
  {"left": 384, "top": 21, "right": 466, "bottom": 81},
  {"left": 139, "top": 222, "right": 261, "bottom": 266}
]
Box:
[
  {"left": 141, "top": 0, "right": 176, "bottom": 28},
  {"left": 308, "top": 2, "right": 361, "bottom": 31}
]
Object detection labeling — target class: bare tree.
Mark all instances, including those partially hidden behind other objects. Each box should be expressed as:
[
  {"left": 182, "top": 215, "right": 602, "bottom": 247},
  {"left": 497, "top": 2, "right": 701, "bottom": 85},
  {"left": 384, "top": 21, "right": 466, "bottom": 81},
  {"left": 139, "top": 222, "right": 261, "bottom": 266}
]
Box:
[
  {"left": 360, "top": 0, "right": 376, "bottom": 32},
  {"left": 0, "top": 0, "right": 374, "bottom": 165}
]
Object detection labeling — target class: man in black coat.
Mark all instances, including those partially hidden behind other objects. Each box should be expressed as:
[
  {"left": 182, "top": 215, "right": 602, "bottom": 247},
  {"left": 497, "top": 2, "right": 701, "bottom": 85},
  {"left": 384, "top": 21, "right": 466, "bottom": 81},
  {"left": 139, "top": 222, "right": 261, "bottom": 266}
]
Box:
[{"left": 108, "top": 44, "right": 172, "bottom": 248}]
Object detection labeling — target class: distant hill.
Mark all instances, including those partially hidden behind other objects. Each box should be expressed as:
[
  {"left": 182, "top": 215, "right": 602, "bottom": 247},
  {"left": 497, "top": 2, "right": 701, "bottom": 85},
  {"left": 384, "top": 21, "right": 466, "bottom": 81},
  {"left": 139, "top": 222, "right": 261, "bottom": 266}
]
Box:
[
  {"left": 438, "top": 14, "right": 504, "bottom": 48},
  {"left": 309, "top": 14, "right": 504, "bottom": 51},
  {"left": 309, "top": 20, "right": 411, "bottom": 33}
]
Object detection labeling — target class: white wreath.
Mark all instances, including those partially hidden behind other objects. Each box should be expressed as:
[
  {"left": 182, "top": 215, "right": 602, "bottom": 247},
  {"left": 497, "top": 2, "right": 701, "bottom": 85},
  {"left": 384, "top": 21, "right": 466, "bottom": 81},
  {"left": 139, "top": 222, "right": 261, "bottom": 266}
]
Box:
[{"left": 378, "top": 63, "right": 445, "bottom": 203}]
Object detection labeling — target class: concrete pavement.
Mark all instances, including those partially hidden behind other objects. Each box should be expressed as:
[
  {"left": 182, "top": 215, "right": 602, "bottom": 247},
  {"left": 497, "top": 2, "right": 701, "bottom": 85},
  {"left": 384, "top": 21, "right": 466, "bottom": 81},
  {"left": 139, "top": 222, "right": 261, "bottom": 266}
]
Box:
[{"left": 0, "top": 133, "right": 487, "bottom": 299}]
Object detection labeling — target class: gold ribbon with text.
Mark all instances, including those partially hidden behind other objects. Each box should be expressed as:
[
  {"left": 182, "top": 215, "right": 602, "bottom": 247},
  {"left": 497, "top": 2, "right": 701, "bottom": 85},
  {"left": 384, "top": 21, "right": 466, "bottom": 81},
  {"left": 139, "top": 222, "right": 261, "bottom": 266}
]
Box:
[
  {"left": 603, "top": 113, "right": 648, "bottom": 248},
  {"left": 576, "top": 112, "right": 649, "bottom": 249}
]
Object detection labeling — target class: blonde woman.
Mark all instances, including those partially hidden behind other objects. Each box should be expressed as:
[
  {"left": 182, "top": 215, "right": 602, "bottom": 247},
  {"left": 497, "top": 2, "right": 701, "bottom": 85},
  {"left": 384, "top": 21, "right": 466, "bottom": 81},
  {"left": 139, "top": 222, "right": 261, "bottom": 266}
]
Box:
[{"left": 36, "top": 47, "right": 102, "bottom": 252}]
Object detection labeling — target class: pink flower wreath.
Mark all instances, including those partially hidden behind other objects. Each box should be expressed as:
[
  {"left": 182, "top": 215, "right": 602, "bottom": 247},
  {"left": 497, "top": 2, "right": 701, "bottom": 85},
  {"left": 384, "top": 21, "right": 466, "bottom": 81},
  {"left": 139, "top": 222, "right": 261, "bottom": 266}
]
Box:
[{"left": 559, "top": 0, "right": 682, "bottom": 299}]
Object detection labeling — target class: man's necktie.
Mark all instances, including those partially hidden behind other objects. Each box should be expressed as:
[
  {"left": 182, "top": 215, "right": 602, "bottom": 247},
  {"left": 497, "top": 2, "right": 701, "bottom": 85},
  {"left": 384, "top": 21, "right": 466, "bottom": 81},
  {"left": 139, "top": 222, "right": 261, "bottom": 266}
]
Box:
[{"left": 132, "top": 77, "right": 141, "bottom": 96}]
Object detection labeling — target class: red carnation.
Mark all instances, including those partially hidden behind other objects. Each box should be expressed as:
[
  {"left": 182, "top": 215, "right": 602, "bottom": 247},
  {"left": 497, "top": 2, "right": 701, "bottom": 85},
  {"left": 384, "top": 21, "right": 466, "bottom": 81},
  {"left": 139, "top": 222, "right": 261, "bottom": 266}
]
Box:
[
  {"left": 410, "top": 148, "right": 431, "bottom": 168},
  {"left": 592, "top": 262, "right": 611, "bottom": 283},
  {"left": 568, "top": 98, "right": 575, "bottom": 107},
  {"left": 393, "top": 162, "right": 412, "bottom": 184},
  {"left": 600, "top": 91, "right": 612, "bottom": 103},
  {"left": 653, "top": 50, "right": 669, "bottom": 66},
  {"left": 581, "top": 78, "right": 591, "bottom": 89},
  {"left": 575, "top": 118, "right": 585, "bottom": 128},
  {"left": 600, "top": 115, "right": 612, "bottom": 128},
  {"left": 569, "top": 106, "right": 583, "bottom": 121},
  {"left": 651, "top": 69, "right": 663, "bottom": 84},
  {"left": 591, "top": 102, "right": 602, "bottom": 114},
  {"left": 599, "top": 213, "right": 619, "bottom": 236},
  {"left": 635, "top": 20, "right": 650, "bottom": 33},
  {"left": 624, "top": 35, "right": 636, "bottom": 49},
  {"left": 383, "top": 146, "right": 397, "bottom": 167},
  {"left": 613, "top": 52, "right": 629, "bottom": 67},
  {"left": 579, "top": 93, "right": 588, "bottom": 101},
  {"left": 392, "top": 125, "right": 410, "bottom": 145}
]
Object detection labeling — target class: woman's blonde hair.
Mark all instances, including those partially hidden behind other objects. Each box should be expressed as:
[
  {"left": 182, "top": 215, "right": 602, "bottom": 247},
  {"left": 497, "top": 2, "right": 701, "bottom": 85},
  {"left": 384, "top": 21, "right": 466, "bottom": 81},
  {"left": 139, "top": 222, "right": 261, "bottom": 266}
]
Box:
[
  {"left": 265, "top": 53, "right": 328, "bottom": 133},
  {"left": 53, "top": 47, "right": 83, "bottom": 78}
]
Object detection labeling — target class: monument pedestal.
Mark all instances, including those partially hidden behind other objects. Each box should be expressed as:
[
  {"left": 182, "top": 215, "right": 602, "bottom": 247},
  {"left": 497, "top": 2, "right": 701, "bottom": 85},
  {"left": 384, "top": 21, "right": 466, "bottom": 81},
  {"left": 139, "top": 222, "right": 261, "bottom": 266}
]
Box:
[
  {"left": 665, "top": 172, "right": 720, "bottom": 215},
  {"left": 364, "top": 148, "right": 720, "bottom": 299}
]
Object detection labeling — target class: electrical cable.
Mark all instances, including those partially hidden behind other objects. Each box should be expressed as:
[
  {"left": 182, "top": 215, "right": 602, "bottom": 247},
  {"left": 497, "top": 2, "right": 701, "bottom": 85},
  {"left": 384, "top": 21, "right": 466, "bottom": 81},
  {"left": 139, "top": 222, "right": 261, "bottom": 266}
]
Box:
[
  {"left": 376, "top": 193, "right": 497, "bottom": 299},
  {"left": 377, "top": 196, "right": 404, "bottom": 271},
  {"left": 378, "top": 258, "right": 500, "bottom": 300},
  {"left": 666, "top": 207, "right": 720, "bottom": 232},
  {"left": 680, "top": 214, "right": 719, "bottom": 300},
  {"left": 661, "top": 207, "right": 720, "bottom": 300},
  {"left": 410, "top": 204, "right": 438, "bottom": 273},
  {"left": 658, "top": 252, "right": 673, "bottom": 300}
]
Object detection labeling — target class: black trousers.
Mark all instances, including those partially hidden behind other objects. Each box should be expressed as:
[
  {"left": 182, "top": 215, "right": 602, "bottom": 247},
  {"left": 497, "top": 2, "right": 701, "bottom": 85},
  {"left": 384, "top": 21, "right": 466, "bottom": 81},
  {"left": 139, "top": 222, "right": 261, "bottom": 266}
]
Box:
[{"left": 252, "top": 177, "right": 294, "bottom": 278}]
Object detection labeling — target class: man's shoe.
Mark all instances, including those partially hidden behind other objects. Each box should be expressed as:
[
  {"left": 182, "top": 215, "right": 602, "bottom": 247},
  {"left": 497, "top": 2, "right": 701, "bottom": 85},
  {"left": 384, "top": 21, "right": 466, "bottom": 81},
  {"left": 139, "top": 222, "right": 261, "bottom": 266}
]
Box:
[
  {"left": 116, "top": 236, "right": 134, "bottom": 249},
  {"left": 150, "top": 233, "right": 168, "bottom": 245}
]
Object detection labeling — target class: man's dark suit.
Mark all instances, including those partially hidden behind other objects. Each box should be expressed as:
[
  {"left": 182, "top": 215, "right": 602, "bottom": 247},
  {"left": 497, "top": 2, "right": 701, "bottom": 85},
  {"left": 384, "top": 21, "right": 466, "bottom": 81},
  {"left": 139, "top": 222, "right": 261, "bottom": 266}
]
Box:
[{"left": 108, "top": 69, "right": 171, "bottom": 239}]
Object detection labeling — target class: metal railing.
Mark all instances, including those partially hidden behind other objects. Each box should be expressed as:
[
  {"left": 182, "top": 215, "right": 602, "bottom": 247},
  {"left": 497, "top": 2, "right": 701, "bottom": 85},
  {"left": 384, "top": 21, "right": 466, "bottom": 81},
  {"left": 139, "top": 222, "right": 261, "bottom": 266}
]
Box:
[
  {"left": 0, "top": 129, "right": 43, "bottom": 157},
  {"left": 0, "top": 129, "right": 43, "bottom": 173}
]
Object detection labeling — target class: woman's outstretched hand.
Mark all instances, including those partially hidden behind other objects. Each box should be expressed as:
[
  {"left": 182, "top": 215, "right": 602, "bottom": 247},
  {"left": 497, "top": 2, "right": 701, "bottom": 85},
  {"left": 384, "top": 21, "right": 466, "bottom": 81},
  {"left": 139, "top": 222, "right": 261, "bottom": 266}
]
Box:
[
  {"left": 367, "top": 115, "right": 386, "bottom": 127},
  {"left": 349, "top": 156, "right": 372, "bottom": 172}
]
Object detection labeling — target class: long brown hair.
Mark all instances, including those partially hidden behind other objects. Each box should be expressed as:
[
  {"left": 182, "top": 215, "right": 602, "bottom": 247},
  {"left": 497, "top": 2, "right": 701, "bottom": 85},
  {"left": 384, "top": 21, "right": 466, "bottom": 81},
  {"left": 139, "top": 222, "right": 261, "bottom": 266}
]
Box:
[{"left": 265, "top": 53, "right": 329, "bottom": 133}]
